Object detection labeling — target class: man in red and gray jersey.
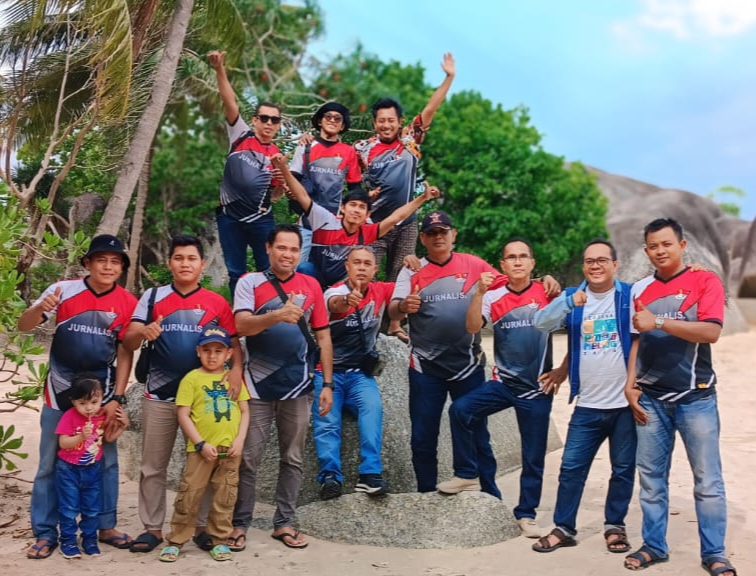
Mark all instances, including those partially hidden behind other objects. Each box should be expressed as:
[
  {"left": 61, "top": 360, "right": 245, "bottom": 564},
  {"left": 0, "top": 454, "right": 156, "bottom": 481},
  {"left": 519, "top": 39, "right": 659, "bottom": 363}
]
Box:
[
  {"left": 623, "top": 218, "right": 735, "bottom": 575},
  {"left": 389, "top": 211, "right": 498, "bottom": 493},
  {"left": 356, "top": 53, "right": 456, "bottom": 341}
]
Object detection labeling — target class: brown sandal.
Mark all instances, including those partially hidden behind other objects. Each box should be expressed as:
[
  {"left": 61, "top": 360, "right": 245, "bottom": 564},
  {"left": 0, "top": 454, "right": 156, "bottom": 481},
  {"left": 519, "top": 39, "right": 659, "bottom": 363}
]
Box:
[
  {"left": 605, "top": 527, "right": 631, "bottom": 554},
  {"left": 532, "top": 528, "right": 577, "bottom": 553}
]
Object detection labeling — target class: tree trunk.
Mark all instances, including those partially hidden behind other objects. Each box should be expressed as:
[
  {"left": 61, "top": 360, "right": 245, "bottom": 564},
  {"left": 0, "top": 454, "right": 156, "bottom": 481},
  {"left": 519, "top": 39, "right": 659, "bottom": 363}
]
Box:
[
  {"left": 96, "top": 0, "right": 194, "bottom": 237},
  {"left": 126, "top": 146, "right": 152, "bottom": 292}
]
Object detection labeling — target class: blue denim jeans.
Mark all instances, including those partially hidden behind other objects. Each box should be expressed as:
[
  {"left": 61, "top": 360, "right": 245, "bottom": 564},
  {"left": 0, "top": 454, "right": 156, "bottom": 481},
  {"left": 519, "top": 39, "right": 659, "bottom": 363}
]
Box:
[
  {"left": 449, "top": 380, "right": 551, "bottom": 512},
  {"left": 296, "top": 260, "right": 325, "bottom": 287},
  {"left": 408, "top": 367, "right": 498, "bottom": 494},
  {"left": 216, "top": 209, "right": 275, "bottom": 298},
  {"left": 636, "top": 393, "right": 727, "bottom": 562},
  {"left": 312, "top": 370, "right": 383, "bottom": 483},
  {"left": 31, "top": 405, "right": 120, "bottom": 544},
  {"left": 56, "top": 459, "right": 101, "bottom": 546},
  {"left": 299, "top": 227, "right": 313, "bottom": 264},
  {"left": 553, "top": 406, "right": 636, "bottom": 535}
]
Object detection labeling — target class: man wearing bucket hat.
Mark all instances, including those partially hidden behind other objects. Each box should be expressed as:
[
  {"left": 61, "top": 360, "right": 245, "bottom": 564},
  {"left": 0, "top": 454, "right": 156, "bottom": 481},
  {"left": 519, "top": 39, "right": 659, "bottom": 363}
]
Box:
[
  {"left": 19, "top": 234, "right": 138, "bottom": 558},
  {"left": 288, "top": 101, "right": 362, "bottom": 262}
]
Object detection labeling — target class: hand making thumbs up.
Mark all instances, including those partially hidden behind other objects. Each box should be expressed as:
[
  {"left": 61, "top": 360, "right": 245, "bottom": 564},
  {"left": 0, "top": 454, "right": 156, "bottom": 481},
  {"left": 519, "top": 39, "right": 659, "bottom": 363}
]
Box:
[
  {"left": 39, "top": 286, "right": 62, "bottom": 313},
  {"left": 632, "top": 299, "right": 657, "bottom": 333},
  {"left": 401, "top": 284, "right": 422, "bottom": 315},
  {"left": 346, "top": 281, "right": 364, "bottom": 308},
  {"left": 278, "top": 294, "right": 305, "bottom": 324},
  {"left": 143, "top": 315, "right": 164, "bottom": 342}
]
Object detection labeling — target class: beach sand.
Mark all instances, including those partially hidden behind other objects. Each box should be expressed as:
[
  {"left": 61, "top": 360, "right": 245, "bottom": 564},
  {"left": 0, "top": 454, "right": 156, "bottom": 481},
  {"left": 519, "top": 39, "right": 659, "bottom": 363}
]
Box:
[{"left": 1, "top": 331, "right": 753, "bottom": 575}]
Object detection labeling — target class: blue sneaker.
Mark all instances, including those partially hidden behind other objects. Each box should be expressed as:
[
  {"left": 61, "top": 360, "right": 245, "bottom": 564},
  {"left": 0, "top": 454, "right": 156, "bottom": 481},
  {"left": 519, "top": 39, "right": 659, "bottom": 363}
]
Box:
[
  {"left": 82, "top": 539, "right": 101, "bottom": 556},
  {"left": 60, "top": 542, "right": 82, "bottom": 559}
]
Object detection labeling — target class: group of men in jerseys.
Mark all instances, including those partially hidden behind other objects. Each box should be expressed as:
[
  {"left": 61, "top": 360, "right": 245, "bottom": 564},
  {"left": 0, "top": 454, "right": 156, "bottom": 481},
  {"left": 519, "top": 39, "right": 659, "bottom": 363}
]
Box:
[{"left": 18, "top": 45, "right": 736, "bottom": 575}]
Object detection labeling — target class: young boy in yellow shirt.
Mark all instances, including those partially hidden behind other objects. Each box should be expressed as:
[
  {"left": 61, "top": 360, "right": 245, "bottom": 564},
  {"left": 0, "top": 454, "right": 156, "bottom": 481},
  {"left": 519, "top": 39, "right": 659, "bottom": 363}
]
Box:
[{"left": 158, "top": 326, "right": 250, "bottom": 562}]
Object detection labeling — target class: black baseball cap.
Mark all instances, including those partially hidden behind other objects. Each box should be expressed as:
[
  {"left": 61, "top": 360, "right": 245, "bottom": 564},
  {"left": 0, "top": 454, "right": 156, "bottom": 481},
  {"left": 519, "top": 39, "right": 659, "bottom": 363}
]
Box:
[
  {"left": 80, "top": 234, "right": 131, "bottom": 268},
  {"left": 420, "top": 211, "right": 454, "bottom": 233},
  {"left": 312, "top": 102, "right": 351, "bottom": 133}
]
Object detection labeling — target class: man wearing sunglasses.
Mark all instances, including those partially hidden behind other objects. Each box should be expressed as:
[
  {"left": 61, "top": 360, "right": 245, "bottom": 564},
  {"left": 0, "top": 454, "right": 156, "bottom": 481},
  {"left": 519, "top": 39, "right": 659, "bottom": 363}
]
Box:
[
  {"left": 209, "top": 50, "right": 286, "bottom": 299},
  {"left": 289, "top": 102, "right": 363, "bottom": 263},
  {"left": 530, "top": 239, "right": 636, "bottom": 554}
]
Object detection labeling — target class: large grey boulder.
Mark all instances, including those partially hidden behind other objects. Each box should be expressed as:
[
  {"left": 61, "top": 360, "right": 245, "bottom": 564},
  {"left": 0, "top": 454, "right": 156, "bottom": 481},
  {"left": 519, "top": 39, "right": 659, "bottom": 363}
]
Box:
[
  {"left": 589, "top": 167, "right": 748, "bottom": 335},
  {"left": 120, "top": 336, "right": 562, "bottom": 507},
  {"left": 296, "top": 491, "right": 520, "bottom": 549}
]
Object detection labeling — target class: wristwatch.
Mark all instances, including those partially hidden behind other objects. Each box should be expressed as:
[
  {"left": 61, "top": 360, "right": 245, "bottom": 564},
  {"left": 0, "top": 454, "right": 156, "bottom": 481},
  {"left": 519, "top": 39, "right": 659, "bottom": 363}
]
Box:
[
  {"left": 194, "top": 440, "right": 206, "bottom": 453},
  {"left": 322, "top": 382, "right": 334, "bottom": 389},
  {"left": 654, "top": 316, "right": 665, "bottom": 330},
  {"left": 112, "top": 394, "right": 127, "bottom": 406}
]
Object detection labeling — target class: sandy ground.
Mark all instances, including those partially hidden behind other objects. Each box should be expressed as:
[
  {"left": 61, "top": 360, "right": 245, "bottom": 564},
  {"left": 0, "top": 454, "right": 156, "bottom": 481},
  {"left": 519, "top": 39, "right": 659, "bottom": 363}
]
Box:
[{"left": 0, "top": 332, "right": 753, "bottom": 575}]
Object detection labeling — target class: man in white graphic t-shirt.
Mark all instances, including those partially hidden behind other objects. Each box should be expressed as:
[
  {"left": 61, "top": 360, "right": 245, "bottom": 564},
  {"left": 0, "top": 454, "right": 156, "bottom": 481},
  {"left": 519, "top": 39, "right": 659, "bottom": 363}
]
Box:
[{"left": 530, "top": 239, "right": 636, "bottom": 554}]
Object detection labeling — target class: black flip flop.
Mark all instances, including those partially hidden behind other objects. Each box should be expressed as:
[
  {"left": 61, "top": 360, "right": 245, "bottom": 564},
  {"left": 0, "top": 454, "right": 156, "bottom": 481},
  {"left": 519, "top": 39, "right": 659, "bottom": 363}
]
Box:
[
  {"left": 129, "top": 532, "right": 163, "bottom": 553},
  {"left": 98, "top": 532, "right": 132, "bottom": 549},
  {"left": 271, "top": 530, "right": 308, "bottom": 549},
  {"left": 227, "top": 533, "right": 247, "bottom": 552},
  {"left": 532, "top": 528, "right": 577, "bottom": 553},
  {"left": 193, "top": 531, "right": 214, "bottom": 551}
]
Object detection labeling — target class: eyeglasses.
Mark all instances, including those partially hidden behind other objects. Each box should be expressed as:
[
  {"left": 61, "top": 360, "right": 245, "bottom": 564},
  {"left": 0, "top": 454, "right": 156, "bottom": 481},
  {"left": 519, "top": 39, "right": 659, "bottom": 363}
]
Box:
[
  {"left": 323, "top": 113, "right": 343, "bottom": 123},
  {"left": 583, "top": 257, "right": 614, "bottom": 267},
  {"left": 423, "top": 228, "right": 451, "bottom": 236},
  {"left": 502, "top": 255, "right": 532, "bottom": 263},
  {"left": 256, "top": 114, "right": 282, "bottom": 125}
]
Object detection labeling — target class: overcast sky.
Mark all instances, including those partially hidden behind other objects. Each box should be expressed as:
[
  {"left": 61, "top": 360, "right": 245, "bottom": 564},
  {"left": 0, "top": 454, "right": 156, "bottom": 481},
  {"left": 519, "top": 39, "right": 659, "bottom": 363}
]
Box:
[{"left": 309, "top": 0, "right": 756, "bottom": 219}]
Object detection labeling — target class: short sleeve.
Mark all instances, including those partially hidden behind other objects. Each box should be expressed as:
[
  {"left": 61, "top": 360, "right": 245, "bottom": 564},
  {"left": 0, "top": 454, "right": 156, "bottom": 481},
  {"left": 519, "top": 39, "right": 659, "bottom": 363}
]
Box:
[
  {"left": 289, "top": 143, "right": 305, "bottom": 175},
  {"left": 217, "top": 298, "right": 237, "bottom": 336},
  {"left": 324, "top": 284, "right": 350, "bottom": 310},
  {"left": 131, "top": 290, "right": 152, "bottom": 323},
  {"left": 361, "top": 223, "right": 381, "bottom": 245},
  {"left": 345, "top": 148, "right": 362, "bottom": 184},
  {"left": 308, "top": 284, "right": 329, "bottom": 330},
  {"left": 175, "top": 372, "right": 196, "bottom": 407},
  {"left": 392, "top": 267, "right": 414, "bottom": 301},
  {"left": 307, "top": 202, "right": 338, "bottom": 231},
  {"left": 226, "top": 117, "right": 251, "bottom": 149},
  {"left": 233, "top": 275, "right": 257, "bottom": 314},
  {"left": 481, "top": 292, "right": 494, "bottom": 323},
  {"left": 697, "top": 272, "right": 725, "bottom": 324},
  {"left": 55, "top": 409, "right": 78, "bottom": 436}
]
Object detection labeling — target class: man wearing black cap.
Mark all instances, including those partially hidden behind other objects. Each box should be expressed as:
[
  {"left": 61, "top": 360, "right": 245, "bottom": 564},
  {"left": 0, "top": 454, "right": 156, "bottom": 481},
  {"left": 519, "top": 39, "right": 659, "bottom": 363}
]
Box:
[
  {"left": 19, "top": 235, "right": 138, "bottom": 558},
  {"left": 272, "top": 154, "right": 440, "bottom": 287},
  {"left": 289, "top": 101, "right": 363, "bottom": 263},
  {"left": 388, "top": 212, "right": 503, "bottom": 494}
]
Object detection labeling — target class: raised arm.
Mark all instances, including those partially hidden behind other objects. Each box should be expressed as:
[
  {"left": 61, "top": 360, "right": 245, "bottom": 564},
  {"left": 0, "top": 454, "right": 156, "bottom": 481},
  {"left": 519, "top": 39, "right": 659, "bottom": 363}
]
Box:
[
  {"left": 378, "top": 184, "right": 440, "bottom": 237},
  {"left": 271, "top": 154, "right": 312, "bottom": 213},
  {"left": 419, "top": 53, "right": 456, "bottom": 131},
  {"left": 208, "top": 50, "right": 240, "bottom": 125},
  {"left": 466, "top": 272, "right": 495, "bottom": 333}
]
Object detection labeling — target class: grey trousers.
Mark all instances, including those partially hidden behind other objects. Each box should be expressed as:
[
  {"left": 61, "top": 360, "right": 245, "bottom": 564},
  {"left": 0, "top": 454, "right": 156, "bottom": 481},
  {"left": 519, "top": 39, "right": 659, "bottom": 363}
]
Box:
[
  {"left": 232, "top": 394, "right": 313, "bottom": 529},
  {"left": 370, "top": 222, "right": 419, "bottom": 282}
]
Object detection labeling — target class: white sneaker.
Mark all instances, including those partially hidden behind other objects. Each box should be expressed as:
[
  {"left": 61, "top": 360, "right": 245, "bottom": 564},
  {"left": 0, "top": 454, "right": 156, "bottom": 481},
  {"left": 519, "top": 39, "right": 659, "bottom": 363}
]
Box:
[
  {"left": 436, "top": 476, "right": 481, "bottom": 494},
  {"left": 517, "top": 518, "right": 541, "bottom": 539}
]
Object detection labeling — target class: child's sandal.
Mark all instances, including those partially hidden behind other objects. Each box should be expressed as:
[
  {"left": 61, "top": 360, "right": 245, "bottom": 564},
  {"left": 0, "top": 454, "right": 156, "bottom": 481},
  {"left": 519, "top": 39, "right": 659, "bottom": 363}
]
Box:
[
  {"left": 209, "top": 544, "right": 232, "bottom": 561},
  {"left": 158, "top": 545, "right": 180, "bottom": 562}
]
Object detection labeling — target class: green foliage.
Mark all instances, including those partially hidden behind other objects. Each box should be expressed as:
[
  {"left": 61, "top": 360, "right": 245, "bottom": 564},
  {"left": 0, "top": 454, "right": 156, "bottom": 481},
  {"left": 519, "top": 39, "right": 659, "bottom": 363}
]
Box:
[
  {"left": 423, "top": 91, "right": 607, "bottom": 277},
  {"left": 708, "top": 185, "right": 745, "bottom": 218},
  {"left": 0, "top": 425, "right": 28, "bottom": 472}
]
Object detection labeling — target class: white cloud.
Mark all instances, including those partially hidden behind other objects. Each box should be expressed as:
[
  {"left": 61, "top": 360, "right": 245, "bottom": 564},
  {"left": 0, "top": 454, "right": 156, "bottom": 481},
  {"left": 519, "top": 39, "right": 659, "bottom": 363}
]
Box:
[{"left": 619, "top": 0, "right": 756, "bottom": 40}]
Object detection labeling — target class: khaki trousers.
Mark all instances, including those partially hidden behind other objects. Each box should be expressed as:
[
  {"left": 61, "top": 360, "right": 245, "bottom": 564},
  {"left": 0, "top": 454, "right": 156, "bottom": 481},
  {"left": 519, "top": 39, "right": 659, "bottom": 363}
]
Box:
[{"left": 166, "top": 450, "right": 239, "bottom": 545}]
